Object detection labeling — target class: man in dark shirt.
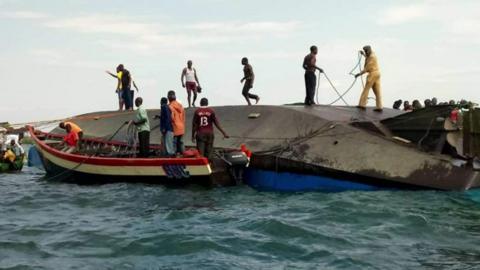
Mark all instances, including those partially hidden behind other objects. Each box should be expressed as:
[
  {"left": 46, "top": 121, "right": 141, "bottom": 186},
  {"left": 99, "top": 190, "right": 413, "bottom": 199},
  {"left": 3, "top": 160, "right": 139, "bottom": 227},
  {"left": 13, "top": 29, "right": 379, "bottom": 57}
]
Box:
[
  {"left": 240, "top": 57, "right": 260, "bottom": 106},
  {"left": 117, "top": 64, "right": 139, "bottom": 110},
  {"left": 157, "top": 97, "right": 174, "bottom": 156},
  {"left": 192, "top": 98, "right": 229, "bottom": 159},
  {"left": 303, "top": 46, "right": 324, "bottom": 105}
]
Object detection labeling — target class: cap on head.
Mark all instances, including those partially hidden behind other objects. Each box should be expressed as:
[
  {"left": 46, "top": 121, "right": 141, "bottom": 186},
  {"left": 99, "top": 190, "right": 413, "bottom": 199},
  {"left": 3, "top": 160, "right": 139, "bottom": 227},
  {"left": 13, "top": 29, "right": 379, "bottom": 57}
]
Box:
[
  {"left": 363, "top": 45, "right": 372, "bottom": 55},
  {"left": 200, "top": 98, "right": 208, "bottom": 106}
]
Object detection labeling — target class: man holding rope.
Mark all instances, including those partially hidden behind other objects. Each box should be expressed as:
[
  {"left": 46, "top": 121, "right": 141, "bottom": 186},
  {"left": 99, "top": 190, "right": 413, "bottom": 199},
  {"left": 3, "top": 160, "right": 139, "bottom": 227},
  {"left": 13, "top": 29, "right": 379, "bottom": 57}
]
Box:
[
  {"left": 355, "top": 45, "right": 383, "bottom": 112},
  {"left": 303, "top": 45, "right": 324, "bottom": 106}
]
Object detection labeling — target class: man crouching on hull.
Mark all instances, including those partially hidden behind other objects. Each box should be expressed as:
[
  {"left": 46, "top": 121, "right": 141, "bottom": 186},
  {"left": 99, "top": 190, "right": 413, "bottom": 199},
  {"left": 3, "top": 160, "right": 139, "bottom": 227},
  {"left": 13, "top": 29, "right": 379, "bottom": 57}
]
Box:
[{"left": 355, "top": 45, "right": 383, "bottom": 112}]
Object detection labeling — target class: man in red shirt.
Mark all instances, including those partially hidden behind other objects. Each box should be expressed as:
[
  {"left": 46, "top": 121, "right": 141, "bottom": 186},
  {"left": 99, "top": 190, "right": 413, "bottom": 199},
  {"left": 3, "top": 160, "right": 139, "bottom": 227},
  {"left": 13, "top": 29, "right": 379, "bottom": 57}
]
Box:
[
  {"left": 61, "top": 124, "right": 79, "bottom": 154},
  {"left": 192, "top": 98, "right": 229, "bottom": 159}
]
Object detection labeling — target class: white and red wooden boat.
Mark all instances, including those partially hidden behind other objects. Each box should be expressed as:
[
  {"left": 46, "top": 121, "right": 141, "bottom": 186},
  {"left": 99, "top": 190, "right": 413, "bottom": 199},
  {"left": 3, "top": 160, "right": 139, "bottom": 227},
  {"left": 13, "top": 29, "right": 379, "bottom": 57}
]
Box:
[{"left": 28, "top": 126, "right": 215, "bottom": 184}]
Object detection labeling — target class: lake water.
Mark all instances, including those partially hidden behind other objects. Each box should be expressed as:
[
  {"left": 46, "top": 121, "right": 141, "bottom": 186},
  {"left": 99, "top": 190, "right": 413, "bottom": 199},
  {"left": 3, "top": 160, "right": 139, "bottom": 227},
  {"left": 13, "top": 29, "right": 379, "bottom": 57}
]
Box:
[{"left": 1, "top": 166, "right": 480, "bottom": 269}]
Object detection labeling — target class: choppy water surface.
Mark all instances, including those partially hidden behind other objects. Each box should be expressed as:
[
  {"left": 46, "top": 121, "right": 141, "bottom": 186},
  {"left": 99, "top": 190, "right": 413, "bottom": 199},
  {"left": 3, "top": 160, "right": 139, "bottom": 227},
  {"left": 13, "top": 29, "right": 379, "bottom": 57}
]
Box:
[{"left": 1, "top": 167, "right": 480, "bottom": 270}]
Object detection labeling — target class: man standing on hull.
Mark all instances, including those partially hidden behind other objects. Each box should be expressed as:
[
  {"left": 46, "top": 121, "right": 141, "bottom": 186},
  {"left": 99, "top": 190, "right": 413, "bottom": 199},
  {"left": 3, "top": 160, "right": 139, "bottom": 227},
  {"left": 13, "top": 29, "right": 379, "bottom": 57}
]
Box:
[
  {"left": 181, "top": 60, "right": 201, "bottom": 108},
  {"left": 106, "top": 66, "right": 124, "bottom": 110},
  {"left": 355, "top": 45, "right": 383, "bottom": 112},
  {"left": 302, "top": 45, "right": 324, "bottom": 106},
  {"left": 240, "top": 57, "right": 260, "bottom": 106},
  {"left": 117, "top": 64, "right": 139, "bottom": 111}
]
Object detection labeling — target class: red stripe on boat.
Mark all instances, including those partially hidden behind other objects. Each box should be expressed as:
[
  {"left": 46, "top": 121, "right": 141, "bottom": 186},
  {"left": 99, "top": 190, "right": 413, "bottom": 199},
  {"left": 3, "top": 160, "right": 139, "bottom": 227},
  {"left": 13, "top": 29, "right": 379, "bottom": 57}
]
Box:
[{"left": 28, "top": 126, "right": 209, "bottom": 166}]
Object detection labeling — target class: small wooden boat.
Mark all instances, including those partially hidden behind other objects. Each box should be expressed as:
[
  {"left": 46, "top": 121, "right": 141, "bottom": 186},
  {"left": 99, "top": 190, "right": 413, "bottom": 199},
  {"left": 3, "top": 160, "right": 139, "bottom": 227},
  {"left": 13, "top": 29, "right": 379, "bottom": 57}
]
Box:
[
  {"left": 0, "top": 159, "right": 23, "bottom": 173},
  {"left": 28, "top": 126, "right": 216, "bottom": 185}
]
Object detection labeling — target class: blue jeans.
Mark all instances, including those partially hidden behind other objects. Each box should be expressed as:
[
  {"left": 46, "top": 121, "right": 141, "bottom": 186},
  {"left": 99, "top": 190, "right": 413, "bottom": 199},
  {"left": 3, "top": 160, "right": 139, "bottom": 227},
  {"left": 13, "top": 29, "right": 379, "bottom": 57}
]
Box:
[
  {"left": 122, "top": 87, "right": 132, "bottom": 109},
  {"left": 162, "top": 131, "right": 175, "bottom": 156},
  {"left": 173, "top": 135, "right": 184, "bottom": 154}
]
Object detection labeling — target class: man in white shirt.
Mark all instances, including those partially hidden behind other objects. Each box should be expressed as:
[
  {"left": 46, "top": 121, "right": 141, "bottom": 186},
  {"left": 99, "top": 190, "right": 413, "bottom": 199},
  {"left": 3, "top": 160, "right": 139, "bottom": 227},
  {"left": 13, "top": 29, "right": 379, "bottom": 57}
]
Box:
[
  {"left": 181, "top": 60, "right": 201, "bottom": 108},
  {"left": 8, "top": 139, "right": 25, "bottom": 159}
]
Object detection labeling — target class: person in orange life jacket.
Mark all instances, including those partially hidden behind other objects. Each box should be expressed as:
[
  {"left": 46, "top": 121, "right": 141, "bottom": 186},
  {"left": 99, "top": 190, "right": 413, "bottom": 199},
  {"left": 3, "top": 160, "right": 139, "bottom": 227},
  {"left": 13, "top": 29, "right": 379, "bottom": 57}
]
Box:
[
  {"left": 192, "top": 98, "right": 229, "bottom": 159},
  {"left": 181, "top": 60, "right": 201, "bottom": 108},
  {"left": 61, "top": 124, "right": 79, "bottom": 154},
  {"left": 59, "top": 121, "right": 83, "bottom": 148},
  {"left": 240, "top": 57, "right": 260, "bottom": 106},
  {"left": 168, "top": 90, "right": 186, "bottom": 155}
]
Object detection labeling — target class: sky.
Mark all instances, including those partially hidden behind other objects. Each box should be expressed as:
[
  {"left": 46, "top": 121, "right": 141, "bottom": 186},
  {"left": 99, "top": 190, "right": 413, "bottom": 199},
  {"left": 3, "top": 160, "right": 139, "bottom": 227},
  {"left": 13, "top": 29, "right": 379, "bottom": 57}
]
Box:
[{"left": 1, "top": 0, "right": 479, "bottom": 123}]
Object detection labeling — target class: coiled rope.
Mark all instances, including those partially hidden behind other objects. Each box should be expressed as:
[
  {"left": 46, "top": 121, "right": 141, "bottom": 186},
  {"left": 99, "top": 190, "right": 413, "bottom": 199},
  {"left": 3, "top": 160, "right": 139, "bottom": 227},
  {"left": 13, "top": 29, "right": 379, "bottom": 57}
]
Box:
[{"left": 316, "top": 51, "right": 366, "bottom": 106}]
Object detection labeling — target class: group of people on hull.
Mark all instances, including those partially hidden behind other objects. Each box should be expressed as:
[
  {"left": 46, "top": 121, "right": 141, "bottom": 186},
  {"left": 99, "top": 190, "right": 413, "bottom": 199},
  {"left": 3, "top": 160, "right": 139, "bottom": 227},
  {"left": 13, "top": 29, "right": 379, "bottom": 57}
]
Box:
[
  {"left": 58, "top": 45, "right": 382, "bottom": 159},
  {"left": 393, "top": 98, "right": 474, "bottom": 112},
  {"left": 106, "top": 58, "right": 260, "bottom": 109},
  {"left": 303, "top": 45, "right": 383, "bottom": 111},
  {"left": 129, "top": 90, "right": 229, "bottom": 159},
  {"left": 59, "top": 91, "right": 228, "bottom": 160}
]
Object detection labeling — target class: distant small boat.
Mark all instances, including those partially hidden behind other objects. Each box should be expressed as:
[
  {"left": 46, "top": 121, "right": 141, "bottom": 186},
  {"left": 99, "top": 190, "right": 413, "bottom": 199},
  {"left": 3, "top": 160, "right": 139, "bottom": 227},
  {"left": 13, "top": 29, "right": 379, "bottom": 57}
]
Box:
[
  {"left": 0, "top": 159, "right": 23, "bottom": 173},
  {"left": 28, "top": 126, "right": 216, "bottom": 184}
]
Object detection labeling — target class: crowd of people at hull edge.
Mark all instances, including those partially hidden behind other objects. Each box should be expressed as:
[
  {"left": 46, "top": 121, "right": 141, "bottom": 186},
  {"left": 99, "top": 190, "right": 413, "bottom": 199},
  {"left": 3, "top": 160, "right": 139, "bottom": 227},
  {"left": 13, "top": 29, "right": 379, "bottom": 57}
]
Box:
[{"left": 392, "top": 97, "right": 474, "bottom": 112}]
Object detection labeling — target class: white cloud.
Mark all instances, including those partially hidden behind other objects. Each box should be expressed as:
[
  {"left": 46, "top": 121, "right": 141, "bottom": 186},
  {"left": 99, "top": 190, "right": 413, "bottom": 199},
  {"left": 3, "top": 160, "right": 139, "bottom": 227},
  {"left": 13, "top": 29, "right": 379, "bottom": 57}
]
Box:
[
  {"left": 28, "top": 49, "right": 107, "bottom": 69},
  {"left": 448, "top": 19, "right": 480, "bottom": 35},
  {"left": 377, "top": 3, "right": 427, "bottom": 25},
  {"left": 1, "top": 10, "right": 48, "bottom": 19},
  {"left": 188, "top": 21, "right": 301, "bottom": 35},
  {"left": 41, "top": 14, "right": 303, "bottom": 55},
  {"left": 45, "top": 15, "right": 160, "bottom": 36}
]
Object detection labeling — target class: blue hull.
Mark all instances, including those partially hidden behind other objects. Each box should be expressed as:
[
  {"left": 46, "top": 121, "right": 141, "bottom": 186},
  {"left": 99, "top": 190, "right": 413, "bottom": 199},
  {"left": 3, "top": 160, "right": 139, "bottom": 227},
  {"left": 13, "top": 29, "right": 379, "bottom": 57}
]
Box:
[{"left": 244, "top": 169, "right": 379, "bottom": 192}]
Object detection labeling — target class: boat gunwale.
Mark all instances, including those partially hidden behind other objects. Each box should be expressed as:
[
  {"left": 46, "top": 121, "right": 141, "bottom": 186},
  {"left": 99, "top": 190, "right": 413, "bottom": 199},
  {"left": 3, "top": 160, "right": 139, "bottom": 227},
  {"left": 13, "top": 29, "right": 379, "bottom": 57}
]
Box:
[{"left": 27, "top": 126, "right": 209, "bottom": 167}]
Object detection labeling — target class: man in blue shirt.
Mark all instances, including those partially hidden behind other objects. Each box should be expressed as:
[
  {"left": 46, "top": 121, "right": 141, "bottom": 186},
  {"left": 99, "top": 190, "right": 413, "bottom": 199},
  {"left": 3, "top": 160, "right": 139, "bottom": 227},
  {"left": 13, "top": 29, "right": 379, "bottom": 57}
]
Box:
[{"left": 158, "top": 97, "right": 175, "bottom": 157}]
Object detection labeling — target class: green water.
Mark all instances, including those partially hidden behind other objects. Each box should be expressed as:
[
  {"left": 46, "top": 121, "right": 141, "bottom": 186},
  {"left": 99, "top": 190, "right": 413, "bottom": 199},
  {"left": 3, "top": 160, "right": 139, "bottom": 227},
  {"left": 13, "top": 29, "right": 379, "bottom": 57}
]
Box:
[{"left": 1, "top": 167, "right": 480, "bottom": 269}]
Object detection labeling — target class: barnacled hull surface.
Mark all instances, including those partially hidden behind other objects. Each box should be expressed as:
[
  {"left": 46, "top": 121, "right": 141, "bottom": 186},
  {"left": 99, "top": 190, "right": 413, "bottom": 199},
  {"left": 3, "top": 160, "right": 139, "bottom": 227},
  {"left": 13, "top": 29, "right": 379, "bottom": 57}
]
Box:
[{"left": 45, "top": 105, "right": 480, "bottom": 191}]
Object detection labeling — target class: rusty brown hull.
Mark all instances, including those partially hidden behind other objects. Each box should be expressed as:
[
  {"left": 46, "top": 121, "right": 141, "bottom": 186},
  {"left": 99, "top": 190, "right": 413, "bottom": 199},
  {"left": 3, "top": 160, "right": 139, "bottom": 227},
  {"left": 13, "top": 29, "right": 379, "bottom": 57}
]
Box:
[{"left": 46, "top": 105, "right": 480, "bottom": 191}]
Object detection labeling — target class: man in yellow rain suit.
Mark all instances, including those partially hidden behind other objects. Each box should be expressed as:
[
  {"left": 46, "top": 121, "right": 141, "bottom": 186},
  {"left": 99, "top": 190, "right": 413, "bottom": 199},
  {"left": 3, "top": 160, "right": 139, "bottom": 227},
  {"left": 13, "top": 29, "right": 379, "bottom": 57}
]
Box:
[{"left": 355, "top": 45, "right": 382, "bottom": 112}]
